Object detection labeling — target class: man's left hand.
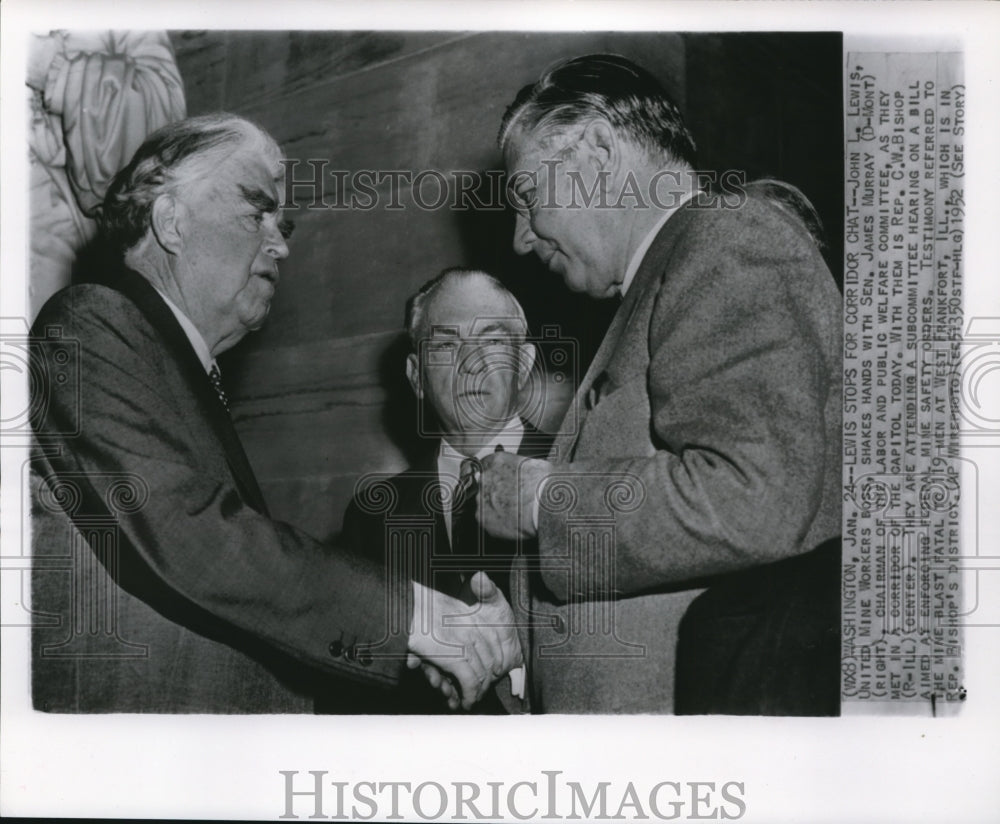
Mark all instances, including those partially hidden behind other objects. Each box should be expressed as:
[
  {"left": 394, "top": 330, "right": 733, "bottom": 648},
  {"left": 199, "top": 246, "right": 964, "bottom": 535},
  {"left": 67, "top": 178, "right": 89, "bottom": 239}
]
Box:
[{"left": 477, "top": 452, "right": 551, "bottom": 540}]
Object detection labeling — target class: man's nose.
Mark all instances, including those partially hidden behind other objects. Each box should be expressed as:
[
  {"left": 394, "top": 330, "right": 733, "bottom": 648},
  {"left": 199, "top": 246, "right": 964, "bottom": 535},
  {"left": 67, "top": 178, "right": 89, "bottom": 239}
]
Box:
[
  {"left": 263, "top": 222, "right": 290, "bottom": 260},
  {"left": 459, "top": 343, "right": 489, "bottom": 374},
  {"left": 512, "top": 212, "right": 537, "bottom": 256}
]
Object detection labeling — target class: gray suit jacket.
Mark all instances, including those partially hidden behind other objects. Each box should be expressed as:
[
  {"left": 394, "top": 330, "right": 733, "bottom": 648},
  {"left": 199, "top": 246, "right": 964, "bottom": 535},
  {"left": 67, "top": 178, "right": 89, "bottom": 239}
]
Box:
[
  {"left": 512, "top": 192, "right": 842, "bottom": 713},
  {"left": 30, "top": 270, "right": 409, "bottom": 712}
]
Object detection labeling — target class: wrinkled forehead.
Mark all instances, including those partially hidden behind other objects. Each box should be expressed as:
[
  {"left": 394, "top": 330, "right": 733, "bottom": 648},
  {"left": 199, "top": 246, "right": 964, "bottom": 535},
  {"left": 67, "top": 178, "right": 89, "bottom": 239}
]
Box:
[{"left": 193, "top": 141, "right": 284, "bottom": 202}]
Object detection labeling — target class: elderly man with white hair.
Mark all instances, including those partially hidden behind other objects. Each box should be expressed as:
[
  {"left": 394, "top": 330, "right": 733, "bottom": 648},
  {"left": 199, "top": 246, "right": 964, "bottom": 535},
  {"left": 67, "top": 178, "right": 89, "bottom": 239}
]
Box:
[{"left": 30, "top": 113, "right": 520, "bottom": 713}]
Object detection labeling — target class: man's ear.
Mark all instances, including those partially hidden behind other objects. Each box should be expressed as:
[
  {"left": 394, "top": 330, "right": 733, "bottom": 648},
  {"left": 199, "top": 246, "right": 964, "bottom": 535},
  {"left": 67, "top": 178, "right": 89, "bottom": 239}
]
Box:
[
  {"left": 150, "top": 194, "right": 184, "bottom": 255},
  {"left": 516, "top": 342, "right": 537, "bottom": 390},
  {"left": 405, "top": 352, "right": 423, "bottom": 399},
  {"left": 579, "top": 119, "right": 619, "bottom": 175}
]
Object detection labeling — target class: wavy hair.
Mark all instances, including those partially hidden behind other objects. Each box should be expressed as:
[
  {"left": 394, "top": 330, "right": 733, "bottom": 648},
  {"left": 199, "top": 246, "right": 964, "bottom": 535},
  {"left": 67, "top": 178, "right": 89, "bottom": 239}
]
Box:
[
  {"left": 98, "top": 113, "right": 280, "bottom": 255},
  {"left": 498, "top": 53, "right": 696, "bottom": 167}
]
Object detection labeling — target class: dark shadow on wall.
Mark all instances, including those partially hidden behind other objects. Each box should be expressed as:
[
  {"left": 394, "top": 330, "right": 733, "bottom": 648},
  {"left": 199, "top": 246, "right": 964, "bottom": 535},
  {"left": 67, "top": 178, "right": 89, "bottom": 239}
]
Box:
[
  {"left": 682, "top": 32, "right": 844, "bottom": 288},
  {"left": 377, "top": 330, "right": 434, "bottom": 469}
]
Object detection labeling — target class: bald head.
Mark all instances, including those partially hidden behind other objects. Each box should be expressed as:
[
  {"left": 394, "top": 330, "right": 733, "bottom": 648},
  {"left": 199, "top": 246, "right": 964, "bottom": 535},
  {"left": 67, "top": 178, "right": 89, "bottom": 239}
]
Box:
[{"left": 406, "top": 268, "right": 528, "bottom": 350}]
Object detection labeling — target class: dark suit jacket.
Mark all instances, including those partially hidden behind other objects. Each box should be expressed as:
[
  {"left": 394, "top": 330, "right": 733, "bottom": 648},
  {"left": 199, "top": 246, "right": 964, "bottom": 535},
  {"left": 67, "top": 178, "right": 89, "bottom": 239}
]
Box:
[
  {"left": 514, "top": 191, "right": 842, "bottom": 714},
  {"left": 325, "top": 423, "right": 553, "bottom": 714},
  {"left": 30, "top": 270, "right": 409, "bottom": 712}
]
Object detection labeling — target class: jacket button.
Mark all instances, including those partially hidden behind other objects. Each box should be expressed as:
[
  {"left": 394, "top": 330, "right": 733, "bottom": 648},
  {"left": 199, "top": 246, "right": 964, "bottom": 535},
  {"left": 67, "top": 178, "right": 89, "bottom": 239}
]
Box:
[
  {"left": 552, "top": 615, "right": 566, "bottom": 634},
  {"left": 357, "top": 647, "right": 373, "bottom": 667},
  {"left": 328, "top": 640, "right": 344, "bottom": 657},
  {"left": 344, "top": 645, "right": 358, "bottom": 662}
]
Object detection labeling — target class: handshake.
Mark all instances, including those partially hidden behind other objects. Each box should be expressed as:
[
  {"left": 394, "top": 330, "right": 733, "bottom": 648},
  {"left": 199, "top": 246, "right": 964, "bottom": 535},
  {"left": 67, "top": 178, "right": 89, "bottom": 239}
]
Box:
[{"left": 406, "top": 571, "right": 523, "bottom": 710}]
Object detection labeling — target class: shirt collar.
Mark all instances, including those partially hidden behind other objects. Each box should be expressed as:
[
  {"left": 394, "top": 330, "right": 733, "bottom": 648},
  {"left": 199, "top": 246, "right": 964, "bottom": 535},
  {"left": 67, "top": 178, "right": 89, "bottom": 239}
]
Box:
[
  {"left": 439, "top": 417, "right": 525, "bottom": 461},
  {"left": 619, "top": 191, "right": 694, "bottom": 297},
  {"left": 153, "top": 288, "right": 215, "bottom": 374}
]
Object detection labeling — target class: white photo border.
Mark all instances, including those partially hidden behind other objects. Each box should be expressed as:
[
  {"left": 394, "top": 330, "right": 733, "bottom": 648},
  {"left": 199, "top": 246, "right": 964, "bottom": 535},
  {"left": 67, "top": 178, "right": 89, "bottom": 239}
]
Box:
[{"left": 2, "top": 2, "right": 999, "bottom": 821}]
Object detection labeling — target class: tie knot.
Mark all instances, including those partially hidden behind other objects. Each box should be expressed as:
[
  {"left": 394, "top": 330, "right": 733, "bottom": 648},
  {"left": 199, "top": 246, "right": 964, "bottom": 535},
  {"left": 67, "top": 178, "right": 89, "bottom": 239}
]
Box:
[
  {"left": 459, "top": 457, "right": 478, "bottom": 481},
  {"left": 453, "top": 457, "right": 479, "bottom": 512}
]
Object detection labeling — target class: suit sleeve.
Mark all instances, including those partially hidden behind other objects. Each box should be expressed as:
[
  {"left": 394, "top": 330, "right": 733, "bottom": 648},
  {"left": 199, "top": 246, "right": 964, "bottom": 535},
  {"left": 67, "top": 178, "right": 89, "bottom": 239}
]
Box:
[
  {"left": 339, "top": 497, "right": 366, "bottom": 557},
  {"left": 33, "top": 290, "right": 410, "bottom": 685},
  {"left": 537, "top": 206, "right": 838, "bottom": 600}
]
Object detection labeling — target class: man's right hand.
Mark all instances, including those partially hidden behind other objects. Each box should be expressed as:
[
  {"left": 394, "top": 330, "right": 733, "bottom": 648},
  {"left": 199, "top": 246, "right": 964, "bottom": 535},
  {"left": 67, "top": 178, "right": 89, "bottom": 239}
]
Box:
[{"left": 407, "top": 572, "right": 522, "bottom": 710}]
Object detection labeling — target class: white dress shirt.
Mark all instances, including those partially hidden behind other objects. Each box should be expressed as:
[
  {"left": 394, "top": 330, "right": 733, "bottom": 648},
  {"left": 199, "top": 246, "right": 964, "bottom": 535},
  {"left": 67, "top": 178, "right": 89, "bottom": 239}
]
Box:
[
  {"left": 619, "top": 191, "right": 694, "bottom": 297},
  {"left": 153, "top": 288, "right": 216, "bottom": 374}
]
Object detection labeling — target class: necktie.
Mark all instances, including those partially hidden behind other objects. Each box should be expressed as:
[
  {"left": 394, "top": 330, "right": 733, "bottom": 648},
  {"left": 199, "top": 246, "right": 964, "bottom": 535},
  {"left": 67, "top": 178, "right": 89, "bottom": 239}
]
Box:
[
  {"left": 208, "top": 364, "right": 230, "bottom": 412},
  {"left": 450, "top": 458, "right": 480, "bottom": 560}
]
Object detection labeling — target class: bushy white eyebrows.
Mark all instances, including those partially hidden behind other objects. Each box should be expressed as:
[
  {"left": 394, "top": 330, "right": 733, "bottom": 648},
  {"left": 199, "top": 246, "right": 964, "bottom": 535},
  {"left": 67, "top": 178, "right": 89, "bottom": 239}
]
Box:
[
  {"left": 238, "top": 184, "right": 278, "bottom": 213},
  {"left": 236, "top": 183, "right": 295, "bottom": 238}
]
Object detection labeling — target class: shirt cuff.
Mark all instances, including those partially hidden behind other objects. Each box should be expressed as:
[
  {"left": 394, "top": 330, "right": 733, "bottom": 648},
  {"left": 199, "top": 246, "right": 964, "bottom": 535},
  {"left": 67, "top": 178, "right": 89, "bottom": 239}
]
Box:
[
  {"left": 531, "top": 471, "right": 551, "bottom": 533},
  {"left": 509, "top": 665, "right": 526, "bottom": 699}
]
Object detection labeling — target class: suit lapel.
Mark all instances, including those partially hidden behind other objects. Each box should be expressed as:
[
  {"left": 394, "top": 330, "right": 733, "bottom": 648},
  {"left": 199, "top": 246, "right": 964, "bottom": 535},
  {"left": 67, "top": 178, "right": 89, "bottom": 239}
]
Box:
[
  {"left": 111, "top": 270, "right": 269, "bottom": 514},
  {"left": 548, "top": 270, "right": 647, "bottom": 462},
  {"left": 549, "top": 206, "right": 691, "bottom": 463},
  {"left": 417, "top": 455, "right": 452, "bottom": 560},
  {"left": 405, "top": 454, "right": 463, "bottom": 595}
]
